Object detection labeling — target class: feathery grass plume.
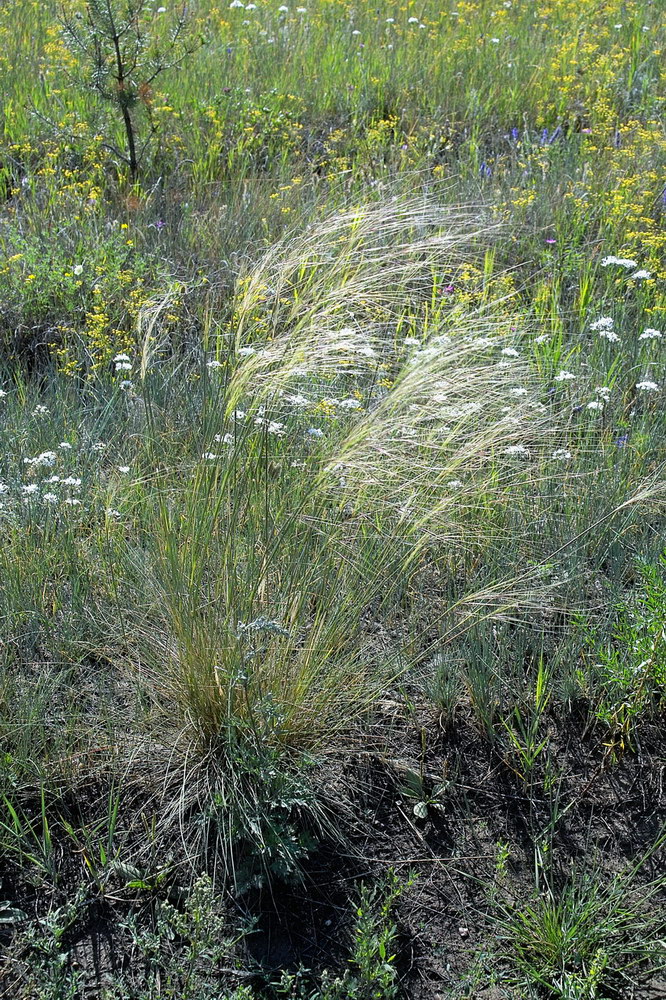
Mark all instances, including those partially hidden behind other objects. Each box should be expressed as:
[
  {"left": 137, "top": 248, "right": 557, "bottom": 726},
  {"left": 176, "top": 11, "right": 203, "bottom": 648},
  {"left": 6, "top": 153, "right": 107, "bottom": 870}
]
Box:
[
  {"left": 145, "top": 200, "right": 553, "bottom": 734},
  {"left": 234, "top": 200, "right": 491, "bottom": 322},
  {"left": 225, "top": 199, "right": 502, "bottom": 406},
  {"left": 138, "top": 284, "right": 184, "bottom": 381},
  {"left": 226, "top": 200, "right": 551, "bottom": 550}
]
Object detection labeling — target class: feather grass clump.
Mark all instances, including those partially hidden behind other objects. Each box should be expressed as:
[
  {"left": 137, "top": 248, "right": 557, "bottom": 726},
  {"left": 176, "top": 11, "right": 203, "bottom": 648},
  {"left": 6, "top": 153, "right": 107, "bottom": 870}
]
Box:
[{"left": 131, "top": 201, "right": 558, "bottom": 878}]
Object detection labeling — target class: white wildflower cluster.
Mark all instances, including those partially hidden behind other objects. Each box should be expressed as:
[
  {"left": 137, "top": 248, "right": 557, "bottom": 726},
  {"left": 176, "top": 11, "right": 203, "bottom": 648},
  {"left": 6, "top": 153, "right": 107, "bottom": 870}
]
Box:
[
  {"left": 639, "top": 328, "right": 662, "bottom": 341},
  {"left": 600, "top": 255, "right": 652, "bottom": 280},
  {"left": 254, "top": 417, "right": 286, "bottom": 435},
  {"left": 114, "top": 353, "right": 132, "bottom": 372},
  {"left": 321, "top": 397, "right": 362, "bottom": 410},
  {"left": 21, "top": 470, "right": 83, "bottom": 507},
  {"left": 552, "top": 449, "right": 572, "bottom": 460},
  {"left": 355, "top": 345, "right": 377, "bottom": 358},
  {"left": 504, "top": 444, "right": 530, "bottom": 458},
  {"left": 332, "top": 329, "right": 378, "bottom": 360},
  {"left": 24, "top": 451, "right": 57, "bottom": 467},
  {"left": 590, "top": 316, "right": 620, "bottom": 342},
  {"left": 553, "top": 371, "right": 576, "bottom": 382},
  {"left": 283, "top": 393, "right": 309, "bottom": 408},
  {"left": 590, "top": 316, "right": 614, "bottom": 331},
  {"left": 601, "top": 255, "right": 637, "bottom": 269},
  {"left": 636, "top": 380, "right": 660, "bottom": 392},
  {"left": 438, "top": 400, "right": 484, "bottom": 418}
]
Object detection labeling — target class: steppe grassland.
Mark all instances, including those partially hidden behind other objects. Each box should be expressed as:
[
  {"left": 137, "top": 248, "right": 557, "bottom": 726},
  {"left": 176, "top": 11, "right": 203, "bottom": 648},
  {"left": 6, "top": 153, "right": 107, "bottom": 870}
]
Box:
[{"left": 1, "top": 1, "right": 666, "bottom": 998}]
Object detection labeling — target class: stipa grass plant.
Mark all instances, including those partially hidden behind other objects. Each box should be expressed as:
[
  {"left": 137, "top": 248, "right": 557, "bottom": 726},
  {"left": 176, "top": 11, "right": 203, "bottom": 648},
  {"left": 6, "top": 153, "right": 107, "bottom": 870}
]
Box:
[{"left": 118, "top": 202, "right": 564, "bottom": 882}]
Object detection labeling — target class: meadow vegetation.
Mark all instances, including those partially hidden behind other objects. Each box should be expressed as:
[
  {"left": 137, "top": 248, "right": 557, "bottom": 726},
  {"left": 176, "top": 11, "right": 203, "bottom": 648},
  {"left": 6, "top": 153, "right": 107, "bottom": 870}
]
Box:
[{"left": 1, "top": 0, "right": 666, "bottom": 997}]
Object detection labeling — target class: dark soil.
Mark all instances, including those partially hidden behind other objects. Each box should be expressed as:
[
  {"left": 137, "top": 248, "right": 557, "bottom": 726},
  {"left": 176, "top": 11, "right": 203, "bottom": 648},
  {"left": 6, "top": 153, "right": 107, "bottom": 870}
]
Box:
[{"left": 3, "top": 696, "right": 666, "bottom": 998}]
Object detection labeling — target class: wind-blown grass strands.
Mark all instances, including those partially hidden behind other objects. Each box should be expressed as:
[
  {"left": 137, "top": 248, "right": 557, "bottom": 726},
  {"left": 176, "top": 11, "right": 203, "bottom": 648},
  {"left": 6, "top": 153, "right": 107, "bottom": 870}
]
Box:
[
  {"left": 225, "top": 201, "right": 501, "bottom": 406},
  {"left": 224, "top": 201, "right": 553, "bottom": 556},
  {"left": 233, "top": 201, "right": 495, "bottom": 325},
  {"left": 323, "top": 338, "right": 549, "bottom": 543}
]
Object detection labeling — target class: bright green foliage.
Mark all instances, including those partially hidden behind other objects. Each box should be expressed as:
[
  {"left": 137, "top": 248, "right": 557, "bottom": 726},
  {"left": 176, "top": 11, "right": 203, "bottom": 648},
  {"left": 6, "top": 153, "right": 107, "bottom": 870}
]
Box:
[
  {"left": 493, "top": 845, "right": 666, "bottom": 999},
  {"left": 582, "top": 553, "right": 666, "bottom": 754},
  {"left": 276, "top": 869, "right": 409, "bottom": 1000}
]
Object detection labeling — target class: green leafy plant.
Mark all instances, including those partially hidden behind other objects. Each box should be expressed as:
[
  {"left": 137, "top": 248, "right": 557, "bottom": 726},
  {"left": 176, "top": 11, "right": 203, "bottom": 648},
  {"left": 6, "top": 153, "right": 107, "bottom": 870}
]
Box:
[
  {"left": 0, "top": 883, "right": 26, "bottom": 926},
  {"left": 501, "top": 659, "right": 552, "bottom": 783},
  {"left": 583, "top": 554, "right": 666, "bottom": 756},
  {"left": 349, "top": 869, "right": 408, "bottom": 1000},
  {"left": 275, "top": 869, "right": 411, "bottom": 1000},
  {"left": 0, "top": 787, "right": 58, "bottom": 884}
]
